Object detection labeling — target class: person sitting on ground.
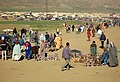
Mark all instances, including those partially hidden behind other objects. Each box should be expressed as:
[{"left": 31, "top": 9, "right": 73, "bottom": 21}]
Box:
[
  {"left": 25, "top": 41, "right": 32, "bottom": 60},
  {"left": 12, "top": 41, "right": 22, "bottom": 61},
  {"left": 108, "top": 42, "right": 119, "bottom": 67},
  {"left": 99, "top": 47, "right": 109, "bottom": 65}
]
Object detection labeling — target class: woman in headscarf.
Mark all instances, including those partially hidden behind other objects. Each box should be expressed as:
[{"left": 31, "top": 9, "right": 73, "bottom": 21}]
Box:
[
  {"left": 40, "top": 40, "right": 46, "bottom": 60},
  {"left": 87, "top": 28, "right": 91, "bottom": 41},
  {"left": 40, "top": 34, "right": 46, "bottom": 44},
  {"left": 108, "top": 42, "right": 119, "bottom": 67},
  {"left": 12, "top": 41, "right": 21, "bottom": 61},
  {"left": 54, "top": 34, "right": 61, "bottom": 50},
  {"left": 25, "top": 41, "right": 32, "bottom": 60},
  {"left": 29, "top": 28, "right": 33, "bottom": 42}
]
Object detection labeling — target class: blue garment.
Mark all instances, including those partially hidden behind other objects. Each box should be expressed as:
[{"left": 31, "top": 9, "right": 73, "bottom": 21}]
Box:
[
  {"left": 104, "top": 50, "right": 109, "bottom": 65},
  {"left": 25, "top": 44, "right": 32, "bottom": 59}
]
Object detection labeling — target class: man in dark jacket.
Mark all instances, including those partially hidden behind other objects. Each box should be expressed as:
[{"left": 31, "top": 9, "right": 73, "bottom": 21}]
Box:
[
  {"left": 61, "top": 42, "right": 73, "bottom": 71},
  {"left": 100, "top": 32, "right": 106, "bottom": 48}
]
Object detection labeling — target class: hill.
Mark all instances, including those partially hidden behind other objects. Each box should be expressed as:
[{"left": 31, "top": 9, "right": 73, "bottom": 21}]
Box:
[{"left": 0, "top": 0, "right": 120, "bottom": 13}]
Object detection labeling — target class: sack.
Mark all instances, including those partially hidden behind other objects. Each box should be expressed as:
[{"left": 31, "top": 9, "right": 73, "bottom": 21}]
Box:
[
  {"left": 14, "top": 54, "right": 19, "bottom": 60},
  {"left": 14, "top": 54, "right": 21, "bottom": 61}
]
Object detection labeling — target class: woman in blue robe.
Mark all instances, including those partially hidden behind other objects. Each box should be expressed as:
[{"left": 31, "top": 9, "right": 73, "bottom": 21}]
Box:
[{"left": 25, "top": 41, "right": 32, "bottom": 60}]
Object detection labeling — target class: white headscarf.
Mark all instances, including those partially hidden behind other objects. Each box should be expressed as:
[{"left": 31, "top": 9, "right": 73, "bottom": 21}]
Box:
[
  {"left": 110, "top": 42, "right": 114, "bottom": 47},
  {"left": 40, "top": 34, "right": 45, "bottom": 43}
]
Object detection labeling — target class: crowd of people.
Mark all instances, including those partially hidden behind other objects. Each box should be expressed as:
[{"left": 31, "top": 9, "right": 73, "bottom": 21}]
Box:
[
  {"left": 0, "top": 27, "right": 63, "bottom": 61},
  {"left": 61, "top": 22, "right": 119, "bottom": 71},
  {"left": 0, "top": 21, "right": 119, "bottom": 72}
]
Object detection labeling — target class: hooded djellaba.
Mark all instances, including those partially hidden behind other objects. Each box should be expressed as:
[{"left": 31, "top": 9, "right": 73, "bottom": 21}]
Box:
[
  {"left": 12, "top": 41, "right": 21, "bottom": 61},
  {"left": 108, "top": 42, "right": 119, "bottom": 67}
]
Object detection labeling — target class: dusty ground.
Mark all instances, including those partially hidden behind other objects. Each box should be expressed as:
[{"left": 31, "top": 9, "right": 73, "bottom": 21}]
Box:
[{"left": 0, "top": 27, "right": 120, "bottom": 82}]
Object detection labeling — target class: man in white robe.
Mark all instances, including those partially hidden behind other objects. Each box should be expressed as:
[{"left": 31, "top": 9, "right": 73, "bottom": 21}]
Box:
[{"left": 12, "top": 41, "right": 21, "bottom": 61}]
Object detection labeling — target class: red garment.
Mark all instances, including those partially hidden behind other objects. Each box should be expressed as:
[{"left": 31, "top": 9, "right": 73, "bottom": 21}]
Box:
[
  {"left": 87, "top": 28, "right": 91, "bottom": 41},
  {"left": 25, "top": 43, "right": 29, "bottom": 47},
  {"left": 87, "top": 36, "right": 90, "bottom": 41},
  {"left": 92, "top": 28, "right": 95, "bottom": 37},
  {"left": 87, "top": 29, "right": 91, "bottom": 37}
]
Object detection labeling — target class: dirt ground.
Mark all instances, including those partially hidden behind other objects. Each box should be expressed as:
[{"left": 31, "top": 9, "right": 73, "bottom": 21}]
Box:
[{"left": 0, "top": 27, "right": 120, "bottom": 82}]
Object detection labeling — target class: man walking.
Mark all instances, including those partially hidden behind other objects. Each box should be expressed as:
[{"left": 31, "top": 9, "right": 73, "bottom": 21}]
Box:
[{"left": 61, "top": 42, "right": 73, "bottom": 71}]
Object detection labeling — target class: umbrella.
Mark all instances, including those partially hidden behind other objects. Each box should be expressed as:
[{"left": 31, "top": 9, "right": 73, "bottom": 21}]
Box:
[{"left": 71, "top": 49, "right": 81, "bottom": 53}]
